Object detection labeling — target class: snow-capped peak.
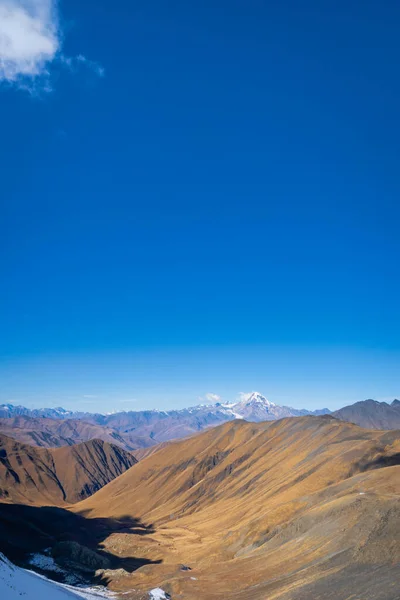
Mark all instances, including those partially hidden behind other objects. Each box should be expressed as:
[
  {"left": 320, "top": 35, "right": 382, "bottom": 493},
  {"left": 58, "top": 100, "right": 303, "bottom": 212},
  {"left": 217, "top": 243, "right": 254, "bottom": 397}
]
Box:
[{"left": 236, "top": 392, "right": 276, "bottom": 407}]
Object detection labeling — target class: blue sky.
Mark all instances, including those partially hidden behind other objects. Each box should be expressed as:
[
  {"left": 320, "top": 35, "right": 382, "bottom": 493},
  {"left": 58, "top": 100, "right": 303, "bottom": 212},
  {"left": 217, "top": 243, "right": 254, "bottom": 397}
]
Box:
[{"left": 1, "top": 0, "right": 400, "bottom": 412}]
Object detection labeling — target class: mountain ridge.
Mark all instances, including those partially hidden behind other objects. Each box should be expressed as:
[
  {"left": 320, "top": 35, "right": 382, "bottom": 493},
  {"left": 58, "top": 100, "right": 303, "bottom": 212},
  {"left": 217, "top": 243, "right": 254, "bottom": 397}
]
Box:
[
  {"left": 0, "top": 433, "right": 137, "bottom": 504},
  {"left": 333, "top": 398, "right": 400, "bottom": 430}
]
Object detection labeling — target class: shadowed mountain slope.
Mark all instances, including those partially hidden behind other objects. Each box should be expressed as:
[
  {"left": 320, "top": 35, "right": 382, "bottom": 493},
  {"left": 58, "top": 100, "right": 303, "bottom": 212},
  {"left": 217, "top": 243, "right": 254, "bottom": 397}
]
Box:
[
  {"left": 0, "top": 434, "right": 137, "bottom": 504},
  {"left": 333, "top": 398, "right": 400, "bottom": 430},
  {"left": 74, "top": 415, "right": 400, "bottom": 600}
]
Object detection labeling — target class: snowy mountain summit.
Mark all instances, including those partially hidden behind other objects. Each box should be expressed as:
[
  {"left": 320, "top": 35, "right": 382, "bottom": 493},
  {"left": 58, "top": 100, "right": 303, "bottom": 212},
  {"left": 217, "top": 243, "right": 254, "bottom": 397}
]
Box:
[
  {"left": 226, "top": 392, "right": 285, "bottom": 421},
  {"left": 218, "top": 392, "right": 328, "bottom": 422},
  {"left": 238, "top": 391, "right": 276, "bottom": 407}
]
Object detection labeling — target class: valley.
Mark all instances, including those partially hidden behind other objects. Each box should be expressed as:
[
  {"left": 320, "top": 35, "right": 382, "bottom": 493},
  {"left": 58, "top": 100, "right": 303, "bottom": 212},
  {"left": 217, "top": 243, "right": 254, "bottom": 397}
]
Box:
[{"left": 0, "top": 409, "right": 399, "bottom": 599}]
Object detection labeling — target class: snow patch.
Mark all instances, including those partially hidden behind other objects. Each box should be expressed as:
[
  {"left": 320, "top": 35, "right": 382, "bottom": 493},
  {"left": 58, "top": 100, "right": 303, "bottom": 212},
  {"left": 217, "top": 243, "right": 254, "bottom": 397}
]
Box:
[
  {"left": 0, "top": 552, "right": 116, "bottom": 599},
  {"left": 225, "top": 409, "right": 244, "bottom": 419},
  {"left": 29, "top": 552, "right": 64, "bottom": 573},
  {"left": 149, "top": 588, "right": 170, "bottom": 599},
  {"left": 28, "top": 552, "right": 82, "bottom": 585}
]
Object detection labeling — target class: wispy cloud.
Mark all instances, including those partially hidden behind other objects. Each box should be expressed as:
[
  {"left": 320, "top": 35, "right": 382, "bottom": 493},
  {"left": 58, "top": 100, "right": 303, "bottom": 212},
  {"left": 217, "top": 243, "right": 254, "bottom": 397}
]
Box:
[
  {"left": 60, "top": 53, "right": 104, "bottom": 78},
  {"left": 83, "top": 394, "right": 97, "bottom": 399},
  {"left": 0, "top": 0, "right": 103, "bottom": 92},
  {"left": 204, "top": 393, "right": 221, "bottom": 403},
  {"left": 76, "top": 54, "right": 104, "bottom": 77}
]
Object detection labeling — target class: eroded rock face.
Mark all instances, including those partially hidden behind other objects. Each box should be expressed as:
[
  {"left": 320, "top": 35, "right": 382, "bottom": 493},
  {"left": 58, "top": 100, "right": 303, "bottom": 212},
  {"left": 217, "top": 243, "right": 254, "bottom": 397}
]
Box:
[{"left": 52, "top": 541, "right": 110, "bottom": 572}]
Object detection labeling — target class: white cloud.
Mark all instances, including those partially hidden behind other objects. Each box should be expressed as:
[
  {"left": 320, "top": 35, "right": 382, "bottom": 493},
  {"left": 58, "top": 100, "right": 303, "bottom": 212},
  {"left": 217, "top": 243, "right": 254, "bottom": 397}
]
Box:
[
  {"left": 0, "top": 0, "right": 103, "bottom": 91},
  {"left": 205, "top": 393, "right": 221, "bottom": 403},
  {"left": 0, "top": 0, "right": 59, "bottom": 83}
]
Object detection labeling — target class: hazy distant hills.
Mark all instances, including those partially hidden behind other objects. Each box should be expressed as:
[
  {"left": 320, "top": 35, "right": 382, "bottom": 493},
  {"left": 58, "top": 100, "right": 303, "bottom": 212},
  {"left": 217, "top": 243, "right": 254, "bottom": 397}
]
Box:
[
  {"left": 0, "top": 415, "right": 140, "bottom": 450},
  {"left": 0, "top": 433, "right": 137, "bottom": 504},
  {"left": 333, "top": 398, "right": 400, "bottom": 430}
]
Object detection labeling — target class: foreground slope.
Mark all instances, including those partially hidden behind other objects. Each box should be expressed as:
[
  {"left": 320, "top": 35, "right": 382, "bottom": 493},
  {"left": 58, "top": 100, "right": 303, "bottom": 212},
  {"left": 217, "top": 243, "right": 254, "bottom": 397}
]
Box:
[
  {"left": 75, "top": 416, "right": 400, "bottom": 600},
  {"left": 0, "top": 434, "right": 137, "bottom": 504}
]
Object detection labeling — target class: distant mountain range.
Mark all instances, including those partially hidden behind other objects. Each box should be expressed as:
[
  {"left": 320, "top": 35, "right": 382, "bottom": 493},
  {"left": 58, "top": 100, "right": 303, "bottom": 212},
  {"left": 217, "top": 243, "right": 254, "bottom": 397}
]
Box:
[
  {"left": 0, "top": 392, "right": 331, "bottom": 424},
  {"left": 0, "top": 392, "right": 330, "bottom": 423},
  {"left": 0, "top": 393, "right": 330, "bottom": 450},
  {"left": 0, "top": 395, "right": 398, "bottom": 453}
]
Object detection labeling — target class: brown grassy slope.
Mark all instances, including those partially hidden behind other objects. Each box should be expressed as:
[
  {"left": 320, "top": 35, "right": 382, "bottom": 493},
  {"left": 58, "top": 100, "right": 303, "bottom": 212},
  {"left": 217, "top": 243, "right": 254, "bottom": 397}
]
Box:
[
  {"left": 132, "top": 441, "right": 172, "bottom": 461},
  {"left": 0, "top": 434, "right": 137, "bottom": 505},
  {"left": 74, "top": 416, "right": 400, "bottom": 600}
]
